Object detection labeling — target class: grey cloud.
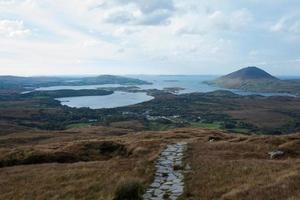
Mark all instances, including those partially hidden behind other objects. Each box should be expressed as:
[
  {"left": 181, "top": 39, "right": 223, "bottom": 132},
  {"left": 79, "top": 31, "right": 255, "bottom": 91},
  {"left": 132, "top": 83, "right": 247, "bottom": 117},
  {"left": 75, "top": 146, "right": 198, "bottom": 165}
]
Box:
[
  {"left": 137, "top": 9, "right": 172, "bottom": 25},
  {"left": 113, "top": 0, "right": 174, "bottom": 13},
  {"left": 102, "top": 0, "right": 175, "bottom": 25},
  {"left": 104, "top": 11, "right": 135, "bottom": 24},
  {"left": 135, "top": 0, "right": 174, "bottom": 14}
]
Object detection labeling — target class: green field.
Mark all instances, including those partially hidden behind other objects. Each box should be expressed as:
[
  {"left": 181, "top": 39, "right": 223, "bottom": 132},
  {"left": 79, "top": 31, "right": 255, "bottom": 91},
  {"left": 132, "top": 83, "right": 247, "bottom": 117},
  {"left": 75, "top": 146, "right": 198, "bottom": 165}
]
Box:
[
  {"left": 66, "top": 123, "right": 93, "bottom": 129},
  {"left": 190, "top": 122, "right": 222, "bottom": 130}
]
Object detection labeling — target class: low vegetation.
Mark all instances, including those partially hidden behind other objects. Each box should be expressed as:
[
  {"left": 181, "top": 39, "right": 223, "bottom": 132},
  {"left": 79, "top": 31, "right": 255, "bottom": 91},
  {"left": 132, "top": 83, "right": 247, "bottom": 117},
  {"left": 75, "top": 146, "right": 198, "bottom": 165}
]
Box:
[
  {"left": 114, "top": 179, "right": 145, "bottom": 200},
  {"left": 183, "top": 131, "right": 300, "bottom": 200},
  {"left": 1, "top": 128, "right": 300, "bottom": 199},
  {"left": 0, "top": 141, "right": 128, "bottom": 168},
  {"left": 1, "top": 87, "right": 300, "bottom": 135}
]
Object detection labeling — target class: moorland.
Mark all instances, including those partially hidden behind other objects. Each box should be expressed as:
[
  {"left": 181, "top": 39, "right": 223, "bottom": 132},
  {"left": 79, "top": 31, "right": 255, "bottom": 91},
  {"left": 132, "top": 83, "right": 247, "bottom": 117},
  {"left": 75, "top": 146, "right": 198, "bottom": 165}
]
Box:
[{"left": 1, "top": 72, "right": 300, "bottom": 200}]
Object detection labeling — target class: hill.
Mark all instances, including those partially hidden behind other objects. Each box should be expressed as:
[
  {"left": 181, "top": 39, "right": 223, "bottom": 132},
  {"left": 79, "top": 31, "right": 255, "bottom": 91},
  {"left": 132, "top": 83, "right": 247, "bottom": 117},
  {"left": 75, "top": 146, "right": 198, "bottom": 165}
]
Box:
[
  {"left": 0, "top": 75, "right": 151, "bottom": 90},
  {"left": 1, "top": 127, "right": 300, "bottom": 199},
  {"left": 207, "top": 66, "right": 300, "bottom": 95},
  {"left": 222, "top": 66, "right": 278, "bottom": 80},
  {"left": 81, "top": 75, "right": 151, "bottom": 85}
]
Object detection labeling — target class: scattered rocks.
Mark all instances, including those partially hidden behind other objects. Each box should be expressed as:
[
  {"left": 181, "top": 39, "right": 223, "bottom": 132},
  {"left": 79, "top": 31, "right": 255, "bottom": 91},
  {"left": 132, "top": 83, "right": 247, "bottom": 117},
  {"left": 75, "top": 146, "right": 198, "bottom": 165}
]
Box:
[
  {"left": 268, "top": 150, "right": 284, "bottom": 159},
  {"left": 143, "top": 142, "right": 187, "bottom": 200}
]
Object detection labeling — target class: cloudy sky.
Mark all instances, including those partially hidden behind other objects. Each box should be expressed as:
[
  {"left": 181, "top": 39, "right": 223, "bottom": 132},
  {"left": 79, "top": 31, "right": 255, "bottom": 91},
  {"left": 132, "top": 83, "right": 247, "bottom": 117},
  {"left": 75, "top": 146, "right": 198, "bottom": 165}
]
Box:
[{"left": 0, "top": 0, "right": 300, "bottom": 76}]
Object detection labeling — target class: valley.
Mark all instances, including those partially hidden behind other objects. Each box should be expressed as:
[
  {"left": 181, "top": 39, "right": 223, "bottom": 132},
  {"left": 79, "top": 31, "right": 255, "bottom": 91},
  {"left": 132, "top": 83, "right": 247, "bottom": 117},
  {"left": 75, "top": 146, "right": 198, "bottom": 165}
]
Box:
[{"left": 1, "top": 86, "right": 300, "bottom": 135}]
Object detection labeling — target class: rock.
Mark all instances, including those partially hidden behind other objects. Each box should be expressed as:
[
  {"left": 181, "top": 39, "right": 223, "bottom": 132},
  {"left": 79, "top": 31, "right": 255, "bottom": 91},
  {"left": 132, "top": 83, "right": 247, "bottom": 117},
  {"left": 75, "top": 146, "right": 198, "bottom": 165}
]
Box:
[
  {"left": 268, "top": 150, "right": 284, "bottom": 159},
  {"left": 208, "top": 135, "right": 221, "bottom": 142},
  {"left": 185, "top": 163, "right": 191, "bottom": 171},
  {"left": 160, "top": 184, "right": 169, "bottom": 190},
  {"left": 154, "top": 189, "right": 163, "bottom": 197},
  {"left": 151, "top": 182, "right": 160, "bottom": 188},
  {"left": 143, "top": 193, "right": 152, "bottom": 199},
  {"left": 167, "top": 173, "right": 177, "bottom": 182}
]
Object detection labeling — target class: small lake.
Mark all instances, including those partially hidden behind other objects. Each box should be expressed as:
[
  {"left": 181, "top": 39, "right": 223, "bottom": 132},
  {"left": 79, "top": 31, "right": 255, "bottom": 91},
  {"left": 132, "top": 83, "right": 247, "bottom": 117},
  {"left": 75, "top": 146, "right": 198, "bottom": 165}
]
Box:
[{"left": 56, "top": 91, "right": 154, "bottom": 109}]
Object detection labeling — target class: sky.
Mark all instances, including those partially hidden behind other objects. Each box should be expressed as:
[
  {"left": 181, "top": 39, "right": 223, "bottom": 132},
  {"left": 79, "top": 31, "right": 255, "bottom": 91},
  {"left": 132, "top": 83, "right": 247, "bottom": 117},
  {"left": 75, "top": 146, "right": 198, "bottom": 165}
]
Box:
[{"left": 0, "top": 0, "right": 300, "bottom": 76}]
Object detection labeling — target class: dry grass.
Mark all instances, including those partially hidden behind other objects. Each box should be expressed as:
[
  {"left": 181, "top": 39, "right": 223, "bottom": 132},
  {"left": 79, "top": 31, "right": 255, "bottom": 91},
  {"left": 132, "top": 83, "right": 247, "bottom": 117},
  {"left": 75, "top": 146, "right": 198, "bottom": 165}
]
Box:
[
  {"left": 184, "top": 133, "right": 300, "bottom": 200},
  {"left": 2, "top": 127, "right": 300, "bottom": 200},
  {"left": 110, "top": 120, "right": 145, "bottom": 131},
  {"left": 0, "top": 127, "right": 197, "bottom": 200},
  {"left": 227, "top": 109, "right": 294, "bottom": 128}
]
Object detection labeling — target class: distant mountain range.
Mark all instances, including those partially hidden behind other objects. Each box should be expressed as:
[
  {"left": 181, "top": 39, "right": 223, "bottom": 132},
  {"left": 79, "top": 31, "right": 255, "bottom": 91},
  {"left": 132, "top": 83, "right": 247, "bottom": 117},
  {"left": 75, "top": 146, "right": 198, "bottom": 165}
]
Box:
[
  {"left": 80, "top": 75, "right": 151, "bottom": 85},
  {"left": 206, "top": 66, "right": 300, "bottom": 95},
  {"left": 0, "top": 75, "right": 151, "bottom": 90}
]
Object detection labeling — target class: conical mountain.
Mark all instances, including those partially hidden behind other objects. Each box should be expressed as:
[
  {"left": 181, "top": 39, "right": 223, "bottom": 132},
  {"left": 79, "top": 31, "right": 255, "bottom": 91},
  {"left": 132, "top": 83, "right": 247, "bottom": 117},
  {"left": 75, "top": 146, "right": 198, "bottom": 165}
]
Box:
[
  {"left": 221, "top": 66, "right": 278, "bottom": 80},
  {"left": 205, "top": 66, "right": 298, "bottom": 93}
]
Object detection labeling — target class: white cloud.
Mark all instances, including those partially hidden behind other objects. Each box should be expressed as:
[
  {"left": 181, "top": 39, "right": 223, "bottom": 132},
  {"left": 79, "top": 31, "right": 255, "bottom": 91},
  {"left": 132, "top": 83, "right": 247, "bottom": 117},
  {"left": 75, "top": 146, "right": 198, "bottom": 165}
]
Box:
[
  {"left": 271, "top": 16, "right": 300, "bottom": 34},
  {"left": 0, "top": 19, "right": 30, "bottom": 38},
  {"left": 0, "top": 0, "right": 15, "bottom": 5},
  {"left": 113, "top": 27, "right": 137, "bottom": 37},
  {"left": 230, "top": 9, "right": 253, "bottom": 30},
  {"left": 271, "top": 17, "right": 289, "bottom": 33},
  {"left": 174, "top": 9, "right": 253, "bottom": 36}
]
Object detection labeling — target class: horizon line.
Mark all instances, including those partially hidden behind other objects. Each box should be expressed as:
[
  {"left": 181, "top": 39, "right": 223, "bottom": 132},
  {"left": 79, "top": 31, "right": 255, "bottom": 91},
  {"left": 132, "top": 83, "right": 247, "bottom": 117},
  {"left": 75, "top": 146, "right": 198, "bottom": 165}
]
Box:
[{"left": 1, "top": 73, "right": 300, "bottom": 77}]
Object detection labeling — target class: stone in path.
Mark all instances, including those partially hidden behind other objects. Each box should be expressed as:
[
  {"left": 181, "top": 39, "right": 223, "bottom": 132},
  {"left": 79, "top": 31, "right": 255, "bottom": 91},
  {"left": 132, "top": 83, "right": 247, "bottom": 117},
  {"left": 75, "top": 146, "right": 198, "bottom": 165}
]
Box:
[{"left": 143, "top": 142, "right": 187, "bottom": 200}]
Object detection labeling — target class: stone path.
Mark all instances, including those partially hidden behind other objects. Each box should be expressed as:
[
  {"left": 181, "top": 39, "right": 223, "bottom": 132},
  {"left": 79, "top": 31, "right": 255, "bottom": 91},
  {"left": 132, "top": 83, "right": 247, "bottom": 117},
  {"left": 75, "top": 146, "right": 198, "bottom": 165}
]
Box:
[{"left": 143, "top": 142, "right": 187, "bottom": 200}]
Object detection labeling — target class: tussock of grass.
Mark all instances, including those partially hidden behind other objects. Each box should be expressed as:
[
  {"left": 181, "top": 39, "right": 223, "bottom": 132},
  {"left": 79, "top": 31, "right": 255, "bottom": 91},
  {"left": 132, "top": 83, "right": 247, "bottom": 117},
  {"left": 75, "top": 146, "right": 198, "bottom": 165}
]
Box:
[
  {"left": 0, "top": 141, "right": 128, "bottom": 167},
  {"left": 114, "top": 179, "right": 145, "bottom": 200}
]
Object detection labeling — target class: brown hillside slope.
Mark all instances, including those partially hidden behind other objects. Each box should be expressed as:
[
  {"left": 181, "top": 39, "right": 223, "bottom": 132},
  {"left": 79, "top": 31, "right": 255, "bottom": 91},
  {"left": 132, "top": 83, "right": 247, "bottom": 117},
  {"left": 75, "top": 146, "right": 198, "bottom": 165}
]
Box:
[
  {"left": 1, "top": 127, "right": 300, "bottom": 199},
  {"left": 184, "top": 132, "right": 300, "bottom": 200}
]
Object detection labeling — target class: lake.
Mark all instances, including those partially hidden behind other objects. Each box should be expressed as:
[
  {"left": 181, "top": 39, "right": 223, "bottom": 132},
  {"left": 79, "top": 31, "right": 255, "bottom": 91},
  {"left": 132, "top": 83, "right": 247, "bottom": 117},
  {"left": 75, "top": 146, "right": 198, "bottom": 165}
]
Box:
[
  {"left": 35, "top": 76, "right": 219, "bottom": 93},
  {"left": 56, "top": 91, "right": 154, "bottom": 109},
  {"left": 38, "top": 75, "right": 295, "bottom": 109}
]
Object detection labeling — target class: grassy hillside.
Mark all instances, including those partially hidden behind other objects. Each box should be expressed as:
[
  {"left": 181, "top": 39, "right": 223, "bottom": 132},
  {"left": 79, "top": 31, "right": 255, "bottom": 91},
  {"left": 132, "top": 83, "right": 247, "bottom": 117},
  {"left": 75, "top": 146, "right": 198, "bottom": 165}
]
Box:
[
  {"left": 1, "top": 127, "right": 300, "bottom": 199},
  {"left": 184, "top": 129, "right": 300, "bottom": 200}
]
